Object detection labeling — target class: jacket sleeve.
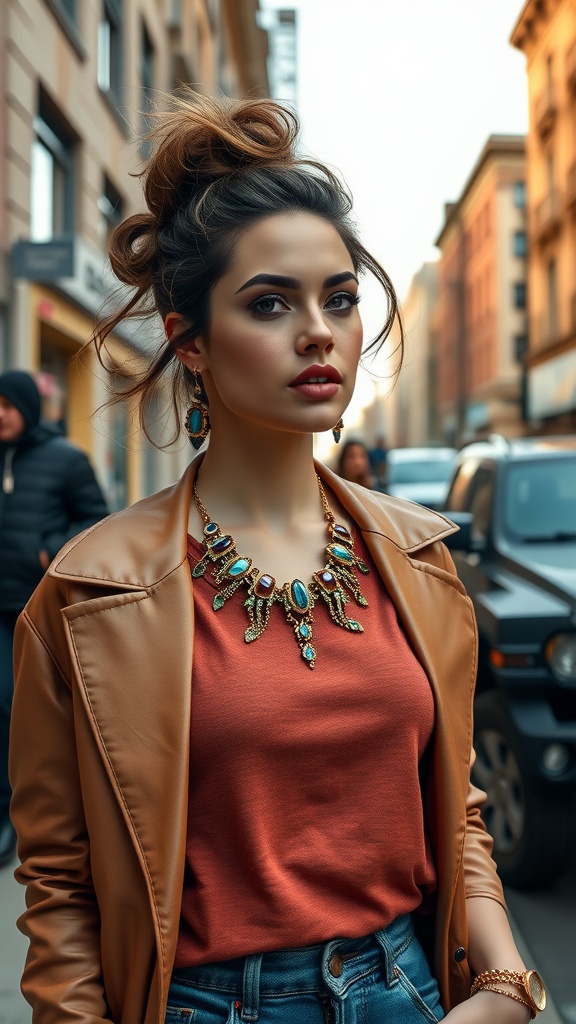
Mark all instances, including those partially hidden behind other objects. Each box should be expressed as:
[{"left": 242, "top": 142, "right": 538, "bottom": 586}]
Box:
[
  {"left": 9, "top": 604, "right": 110, "bottom": 1023},
  {"left": 43, "top": 450, "right": 109, "bottom": 560},
  {"left": 421, "top": 539, "right": 506, "bottom": 908}
]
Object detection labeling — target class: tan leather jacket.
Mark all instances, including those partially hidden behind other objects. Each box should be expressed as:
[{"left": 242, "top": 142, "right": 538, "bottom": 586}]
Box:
[{"left": 9, "top": 458, "right": 505, "bottom": 1024}]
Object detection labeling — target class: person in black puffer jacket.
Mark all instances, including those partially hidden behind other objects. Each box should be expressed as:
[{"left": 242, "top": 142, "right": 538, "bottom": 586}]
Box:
[{"left": 0, "top": 370, "right": 109, "bottom": 866}]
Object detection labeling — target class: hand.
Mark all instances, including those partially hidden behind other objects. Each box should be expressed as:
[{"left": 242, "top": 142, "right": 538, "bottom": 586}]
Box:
[
  {"left": 39, "top": 549, "right": 51, "bottom": 570},
  {"left": 442, "top": 991, "right": 531, "bottom": 1024}
]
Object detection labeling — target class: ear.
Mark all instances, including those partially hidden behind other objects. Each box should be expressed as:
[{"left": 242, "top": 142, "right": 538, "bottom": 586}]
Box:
[{"left": 164, "top": 313, "right": 208, "bottom": 373}]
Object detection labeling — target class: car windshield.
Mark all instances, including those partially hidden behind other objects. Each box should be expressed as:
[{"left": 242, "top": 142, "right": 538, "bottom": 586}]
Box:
[
  {"left": 503, "top": 458, "right": 576, "bottom": 542},
  {"left": 388, "top": 459, "right": 455, "bottom": 485}
]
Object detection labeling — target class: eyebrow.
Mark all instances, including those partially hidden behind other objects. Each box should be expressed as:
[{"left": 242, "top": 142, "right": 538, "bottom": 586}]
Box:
[{"left": 235, "top": 271, "right": 359, "bottom": 294}]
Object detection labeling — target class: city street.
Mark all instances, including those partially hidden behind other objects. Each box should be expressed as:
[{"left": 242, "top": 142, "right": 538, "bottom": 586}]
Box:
[
  {"left": 506, "top": 859, "right": 576, "bottom": 1024},
  {"left": 0, "top": 847, "right": 573, "bottom": 1024}
]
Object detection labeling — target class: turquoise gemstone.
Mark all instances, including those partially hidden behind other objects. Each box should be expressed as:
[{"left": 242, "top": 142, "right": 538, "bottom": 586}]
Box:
[
  {"left": 348, "top": 619, "right": 363, "bottom": 631},
  {"left": 299, "top": 623, "right": 310, "bottom": 638},
  {"left": 291, "top": 579, "right": 309, "bottom": 611},
  {"left": 204, "top": 522, "right": 218, "bottom": 535},
  {"left": 190, "top": 408, "right": 203, "bottom": 433},
  {"left": 332, "top": 544, "right": 353, "bottom": 562},
  {"left": 228, "top": 558, "right": 250, "bottom": 577},
  {"left": 303, "top": 645, "right": 315, "bottom": 661}
]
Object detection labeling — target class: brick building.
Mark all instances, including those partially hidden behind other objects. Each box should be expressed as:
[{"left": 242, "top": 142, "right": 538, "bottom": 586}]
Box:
[
  {"left": 435, "top": 136, "right": 527, "bottom": 444},
  {"left": 512, "top": 0, "right": 576, "bottom": 432}
]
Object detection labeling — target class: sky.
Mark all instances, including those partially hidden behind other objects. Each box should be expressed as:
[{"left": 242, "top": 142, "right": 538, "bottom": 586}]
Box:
[{"left": 261, "top": 0, "right": 530, "bottom": 443}]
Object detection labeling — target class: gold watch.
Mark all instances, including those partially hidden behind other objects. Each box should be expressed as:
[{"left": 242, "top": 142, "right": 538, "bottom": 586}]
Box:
[
  {"left": 523, "top": 971, "right": 547, "bottom": 1017},
  {"left": 471, "top": 969, "right": 546, "bottom": 1017}
]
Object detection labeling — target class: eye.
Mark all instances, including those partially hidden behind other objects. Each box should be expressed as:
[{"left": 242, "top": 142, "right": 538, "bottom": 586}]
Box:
[
  {"left": 325, "top": 291, "right": 361, "bottom": 314},
  {"left": 248, "top": 293, "right": 290, "bottom": 318}
]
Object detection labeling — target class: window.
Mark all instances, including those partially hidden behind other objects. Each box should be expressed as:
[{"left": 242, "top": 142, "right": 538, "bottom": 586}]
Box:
[
  {"left": 467, "top": 467, "right": 495, "bottom": 545},
  {"left": 547, "top": 259, "right": 558, "bottom": 337},
  {"left": 59, "top": 0, "right": 75, "bottom": 18},
  {"left": 445, "top": 458, "right": 480, "bottom": 513},
  {"left": 98, "top": 0, "right": 122, "bottom": 96},
  {"left": 513, "top": 282, "right": 527, "bottom": 309},
  {"left": 99, "top": 174, "right": 123, "bottom": 249},
  {"left": 140, "top": 22, "right": 155, "bottom": 154},
  {"left": 513, "top": 181, "right": 526, "bottom": 208},
  {"left": 514, "top": 335, "right": 528, "bottom": 362},
  {"left": 30, "top": 95, "right": 75, "bottom": 241},
  {"left": 547, "top": 151, "right": 555, "bottom": 193},
  {"left": 513, "top": 231, "right": 527, "bottom": 258}
]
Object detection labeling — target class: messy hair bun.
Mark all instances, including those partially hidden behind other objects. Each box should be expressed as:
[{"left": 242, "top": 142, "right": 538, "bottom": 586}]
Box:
[{"left": 92, "top": 91, "right": 402, "bottom": 445}]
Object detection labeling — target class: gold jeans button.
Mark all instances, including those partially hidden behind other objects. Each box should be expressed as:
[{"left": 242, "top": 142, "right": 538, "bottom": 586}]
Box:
[{"left": 328, "top": 952, "right": 343, "bottom": 978}]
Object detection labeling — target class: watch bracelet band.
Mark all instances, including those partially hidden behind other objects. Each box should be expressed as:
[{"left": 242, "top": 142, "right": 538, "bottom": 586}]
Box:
[
  {"left": 471, "top": 970, "right": 537, "bottom": 1017},
  {"left": 471, "top": 969, "right": 527, "bottom": 992},
  {"left": 471, "top": 982, "right": 534, "bottom": 1016}
]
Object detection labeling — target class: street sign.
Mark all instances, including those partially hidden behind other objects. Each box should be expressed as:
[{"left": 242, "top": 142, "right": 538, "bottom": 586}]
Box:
[{"left": 10, "top": 239, "right": 75, "bottom": 280}]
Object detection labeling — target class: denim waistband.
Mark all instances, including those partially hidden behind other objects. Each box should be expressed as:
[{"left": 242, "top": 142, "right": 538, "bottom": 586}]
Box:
[{"left": 171, "top": 913, "right": 414, "bottom": 1007}]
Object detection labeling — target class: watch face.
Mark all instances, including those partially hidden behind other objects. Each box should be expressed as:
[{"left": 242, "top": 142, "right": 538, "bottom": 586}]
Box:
[{"left": 527, "top": 971, "right": 546, "bottom": 1011}]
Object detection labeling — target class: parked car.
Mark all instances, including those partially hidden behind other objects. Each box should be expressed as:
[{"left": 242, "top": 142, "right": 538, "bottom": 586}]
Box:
[
  {"left": 383, "top": 447, "right": 457, "bottom": 510},
  {"left": 442, "top": 435, "right": 576, "bottom": 888}
]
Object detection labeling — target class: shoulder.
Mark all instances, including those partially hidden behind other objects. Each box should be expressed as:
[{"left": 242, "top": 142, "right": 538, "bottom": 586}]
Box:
[
  {"left": 48, "top": 474, "right": 190, "bottom": 588},
  {"left": 317, "top": 465, "right": 458, "bottom": 554},
  {"left": 25, "top": 427, "right": 87, "bottom": 462}
]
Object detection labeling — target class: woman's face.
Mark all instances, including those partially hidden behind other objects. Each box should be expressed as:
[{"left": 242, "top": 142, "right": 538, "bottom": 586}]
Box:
[
  {"left": 340, "top": 444, "right": 370, "bottom": 482},
  {"left": 175, "top": 212, "right": 363, "bottom": 438}
]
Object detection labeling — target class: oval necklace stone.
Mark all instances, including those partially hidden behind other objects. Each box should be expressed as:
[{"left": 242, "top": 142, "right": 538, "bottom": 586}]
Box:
[{"left": 289, "top": 579, "right": 310, "bottom": 613}]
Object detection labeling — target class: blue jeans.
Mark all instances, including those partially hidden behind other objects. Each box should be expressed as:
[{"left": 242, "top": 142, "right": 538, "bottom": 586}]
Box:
[{"left": 167, "top": 914, "right": 445, "bottom": 1024}]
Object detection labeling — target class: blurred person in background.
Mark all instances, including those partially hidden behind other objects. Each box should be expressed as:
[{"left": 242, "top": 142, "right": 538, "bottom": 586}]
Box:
[
  {"left": 0, "top": 369, "right": 108, "bottom": 868},
  {"left": 8, "top": 97, "right": 545, "bottom": 1024},
  {"left": 369, "top": 434, "right": 388, "bottom": 488},
  {"left": 336, "top": 438, "right": 375, "bottom": 488}
]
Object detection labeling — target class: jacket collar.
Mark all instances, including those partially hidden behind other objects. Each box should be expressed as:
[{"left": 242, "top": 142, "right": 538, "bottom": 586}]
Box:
[{"left": 51, "top": 455, "right": 458, "bottom": 589}]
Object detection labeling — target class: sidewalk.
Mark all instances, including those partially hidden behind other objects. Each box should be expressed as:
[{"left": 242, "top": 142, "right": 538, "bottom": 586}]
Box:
[{"left": 0, "top": 855, "right": 564, "bottom": 1024}]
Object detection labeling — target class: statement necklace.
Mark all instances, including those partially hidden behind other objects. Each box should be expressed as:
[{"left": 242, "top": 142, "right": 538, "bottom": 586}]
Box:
[{"left": 191, "top": 476, "right": 370, "bottom": 670}]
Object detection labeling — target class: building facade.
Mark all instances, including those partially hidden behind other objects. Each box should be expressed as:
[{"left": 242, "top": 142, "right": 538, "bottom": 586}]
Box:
[
  {"left": 435, "top": 136, "right": 528, "bottom": 445},
  {"left": 1, "top": 0, "right": 269, "bottom": 507},
  {"left": 386, "top": 262, "right": 439, "bottom": 448},
  {"left": 512, "top": 0, "right": 576, "bottom": 432}
]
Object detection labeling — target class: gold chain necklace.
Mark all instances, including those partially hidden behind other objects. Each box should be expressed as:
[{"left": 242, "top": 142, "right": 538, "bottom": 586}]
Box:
[{"left": 191, "top": 475, "right": 369, "bottom": 670}]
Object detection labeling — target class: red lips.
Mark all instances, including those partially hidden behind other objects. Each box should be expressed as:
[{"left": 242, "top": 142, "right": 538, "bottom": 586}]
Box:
[{"left": 289, "top": 365, "right": 343, "bottom": 387}]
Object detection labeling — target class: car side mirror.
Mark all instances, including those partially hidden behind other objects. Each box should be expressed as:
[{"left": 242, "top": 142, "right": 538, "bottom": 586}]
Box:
[{"left": 440, "top": 511, "right": 474, "bottom": 551}]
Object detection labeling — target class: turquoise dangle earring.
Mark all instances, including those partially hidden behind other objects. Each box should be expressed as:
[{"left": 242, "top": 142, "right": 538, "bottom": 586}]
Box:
[
  {"left": 332, "top": 417, "right": 344, "bottom": 444},
  {"left": 185, "top": 368, "right": 210, "bottom": 450}
]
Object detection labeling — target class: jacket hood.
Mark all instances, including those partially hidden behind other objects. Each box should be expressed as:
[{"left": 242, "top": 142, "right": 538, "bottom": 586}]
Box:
[
  {"left": 51, "top": 457, "right": 460, "bottom": 591},
  {"left": 0, "top": 369, "right": 41, "bottom": 434}
]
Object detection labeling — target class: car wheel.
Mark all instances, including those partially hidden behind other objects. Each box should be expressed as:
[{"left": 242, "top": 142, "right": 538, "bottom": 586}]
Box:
[{"left": 472, "top": 691, "right": 574, "bottom": 889}]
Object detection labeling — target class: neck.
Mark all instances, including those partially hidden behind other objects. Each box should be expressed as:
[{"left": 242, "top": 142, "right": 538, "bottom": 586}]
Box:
[{"left": 195, "top": 422, "right": 324, "bottom": 530}]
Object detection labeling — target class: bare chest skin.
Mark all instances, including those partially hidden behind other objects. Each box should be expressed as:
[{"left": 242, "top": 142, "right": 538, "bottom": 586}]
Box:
[{"left": 187, "top": 499, "right": 354, "bottom": 586}]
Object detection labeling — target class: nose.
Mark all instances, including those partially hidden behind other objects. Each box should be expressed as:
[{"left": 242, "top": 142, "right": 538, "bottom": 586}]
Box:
[{"left": 295, "top": 307, "right": 334, "bottom": 355}]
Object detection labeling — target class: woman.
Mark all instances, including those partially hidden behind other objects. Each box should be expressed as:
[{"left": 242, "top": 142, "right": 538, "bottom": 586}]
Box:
[
  {"left": 9, "top": 95, "right": 545, "bottom": 1024},
  {"left": 336, "top": 439, "right": 374, "bottom": 489}
]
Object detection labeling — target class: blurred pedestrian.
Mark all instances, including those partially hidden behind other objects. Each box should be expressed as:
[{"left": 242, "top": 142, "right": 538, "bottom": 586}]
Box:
[
  {"left": 0, "top": 369, "right": 108, "bottom": 867},
  {"left": 369, "top": 434, "right": 388, "bottom": 488},
  {"left": 9, "top": 96, "right": 545, "bottom": 1024},
  {"left": 336, "top": 439, "right": 375, "bottom": 488}
]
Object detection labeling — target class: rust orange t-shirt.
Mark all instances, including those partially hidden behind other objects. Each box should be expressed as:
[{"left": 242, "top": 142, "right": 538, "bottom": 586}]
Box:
[{"left": 175, "top": 522, "right": 436, "bottom": 966}]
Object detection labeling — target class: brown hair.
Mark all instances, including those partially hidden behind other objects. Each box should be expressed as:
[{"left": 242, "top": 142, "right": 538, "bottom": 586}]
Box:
[{"left": 91, "top": 91, "right": 403, "bottom": 444}]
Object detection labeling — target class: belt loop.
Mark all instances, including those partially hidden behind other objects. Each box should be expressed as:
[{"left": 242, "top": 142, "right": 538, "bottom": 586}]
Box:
[
  {"left": 240, "top": 953, "right": 263, "bottom": 1022},
  {"left": 374, "top": 929, "right": 397, "bottom": 986}
]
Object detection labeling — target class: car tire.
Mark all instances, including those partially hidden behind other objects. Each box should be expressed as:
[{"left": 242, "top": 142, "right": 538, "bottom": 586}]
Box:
[{"left": 472, "top": 690, "right": 574, "bottom": 889}]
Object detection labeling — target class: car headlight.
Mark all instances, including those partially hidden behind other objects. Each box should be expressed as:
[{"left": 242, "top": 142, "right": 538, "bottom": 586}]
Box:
[{"left": 545, "top": 633, "right": 576, "bottom": 683}]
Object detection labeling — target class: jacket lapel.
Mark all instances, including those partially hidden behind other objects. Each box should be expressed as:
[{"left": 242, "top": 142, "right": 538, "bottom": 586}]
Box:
[{"left": 52, "top": 463, "right": 199, "bottom": 979}]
